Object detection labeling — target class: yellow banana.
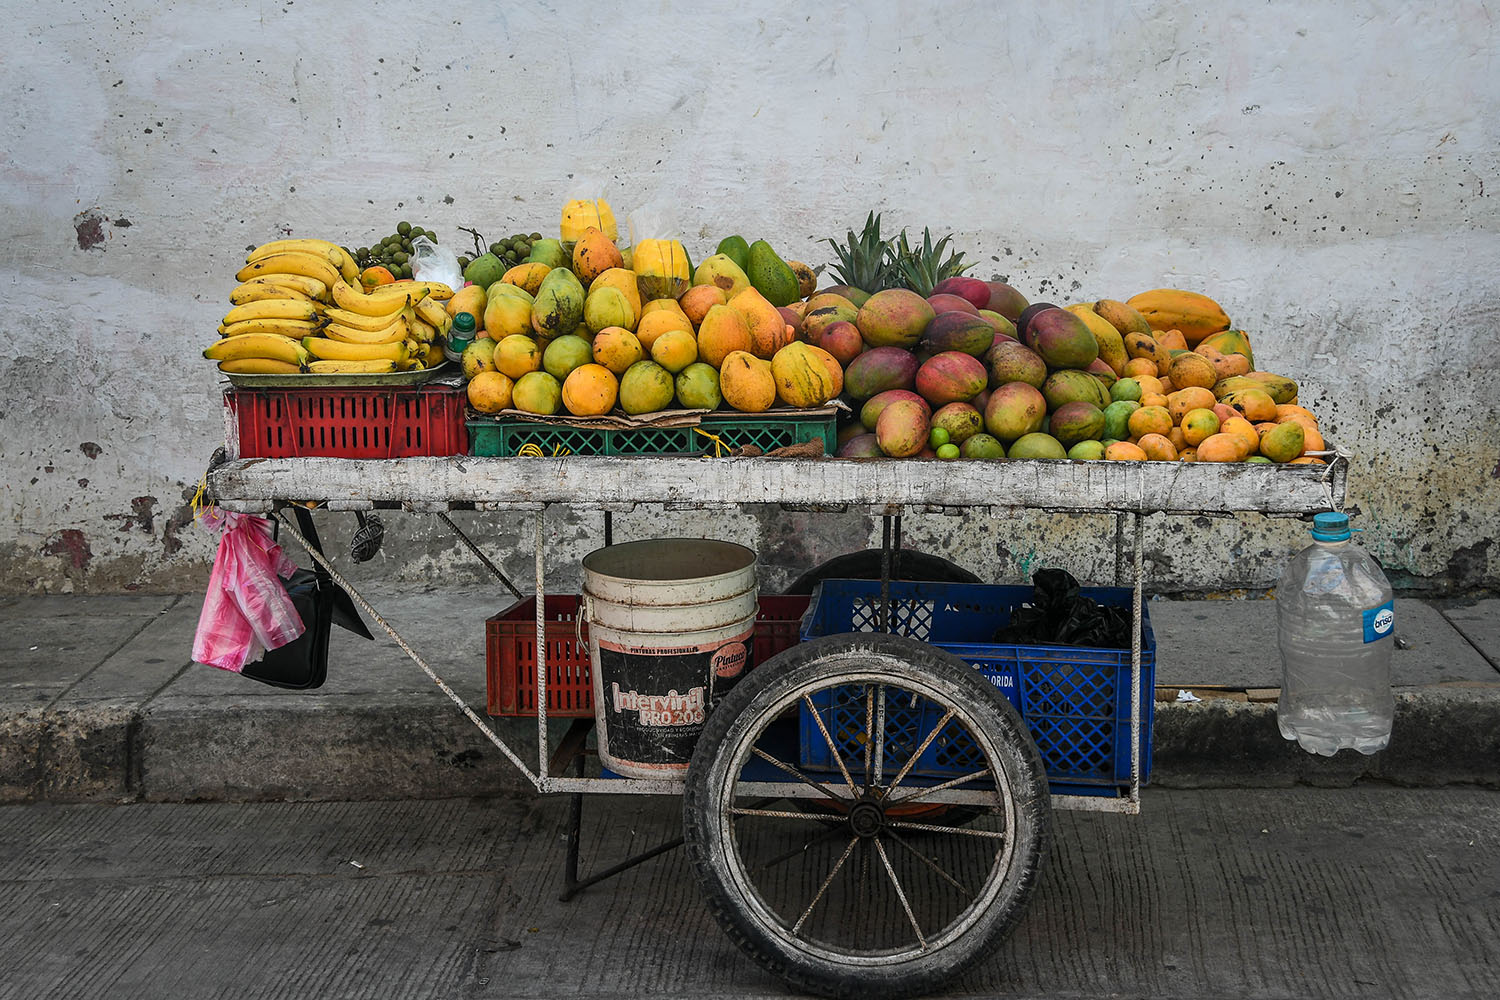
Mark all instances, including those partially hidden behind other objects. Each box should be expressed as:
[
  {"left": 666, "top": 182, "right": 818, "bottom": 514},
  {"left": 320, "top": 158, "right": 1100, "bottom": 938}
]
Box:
[
  {"left": 237, "top": 273, "right": 330, "bottom": 301},
  {"left": 409, "top": 316, "right": 437, "bottom": 343},
  {"left": 248, "top": 238, "right": 359, "bottom": 284},
  {"left": 307, "top": 359, "right": 397, "bottom": 374},
  {"left": 219, "top": 318, "right": 322, "bottom": 339},
  {"left": 236, "top": 250, "right": 343, "bottom": 288},
  {"left": 229, "top": 282, "right": 315, "bottom": 307},
  {"left": 324, "top": 315, "right": 410, "bottom": 345},
  {"left": 205, "top": 334, "right": 310, "bottom": 366},
  {"left": 301, "top": 337, "right": 409, "bottom": 363},
  {"left": 330, "top": 279, "right": 420, "bottom": 316},
  {"left": 413, "top": 296, "right": 451, "bottom": 329},
  {"left": 223, "top": 299, "right": 320, "bottom": 326},
  {"left": 218, "top": 358, "right": 304, "bottom": 374},
  {"left": 324, "top": 304, "right": 408, "bottom": 330}
]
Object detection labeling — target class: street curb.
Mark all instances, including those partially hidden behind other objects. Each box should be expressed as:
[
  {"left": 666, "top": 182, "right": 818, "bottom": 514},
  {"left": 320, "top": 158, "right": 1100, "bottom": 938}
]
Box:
[
  {"left": 3, "top": 687, "right": 1497, "bottom": 805},
  {"left": 1151, "top": 686, "right": 1500, "bottom": 789}
]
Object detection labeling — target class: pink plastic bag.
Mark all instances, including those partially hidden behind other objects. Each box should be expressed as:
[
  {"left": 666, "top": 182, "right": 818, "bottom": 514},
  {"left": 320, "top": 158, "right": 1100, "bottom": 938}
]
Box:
[{"left": 193, "top": 511, "right": 305, "bottom": 672}]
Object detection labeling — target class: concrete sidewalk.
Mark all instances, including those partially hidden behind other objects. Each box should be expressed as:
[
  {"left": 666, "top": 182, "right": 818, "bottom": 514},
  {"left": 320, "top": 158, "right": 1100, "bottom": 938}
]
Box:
[
  {"left": 2, "top": 588, "right": 1497, "bottom": 804},
  {"left": 1, "top": 788, "right": 1497, "bottom": 999}
]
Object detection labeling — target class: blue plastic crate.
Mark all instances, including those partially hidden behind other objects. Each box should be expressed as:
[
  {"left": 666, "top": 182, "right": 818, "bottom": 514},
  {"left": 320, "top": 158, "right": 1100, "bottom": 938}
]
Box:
[{"left": 797, "top": 579, "right": 1155, "bottom": 794}]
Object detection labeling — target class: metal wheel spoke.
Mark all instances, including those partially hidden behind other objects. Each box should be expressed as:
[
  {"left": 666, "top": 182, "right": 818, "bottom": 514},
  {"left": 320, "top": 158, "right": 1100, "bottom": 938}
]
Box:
[
  {"left": 750, "top": 747, "right": 853, "bottom": 802},
  {"left": 862, "top": 685, "right": 874, "bottom": 791},
  {"left": 874, "top": 685, "right": 886, "bottom": 784},
  {"left": 754, "top": 826, "right": 848, "bottom": 873},
  {"left": 885, "top": 707, "right": 955, "bottom": 795},
  {"left": 886, "top": 830, "right": 973, "bottom": 901},
  {"left": 886, "top": 768, "right": 993, "bottom": 807},
  {"left": 792, "top": 837, "right": 860, "bottom": 935},
  {"left": 887, "top": 819, "right": 1007, "bottom": 840},
  {"left": 730, "top": 806, "right": 846, "bottom": 823},
  {"left": 873, "top": 838, "right": 927, "bottom": 950},
  {"left": 803, "top": 694, "right": 860, "bottom": 796}
]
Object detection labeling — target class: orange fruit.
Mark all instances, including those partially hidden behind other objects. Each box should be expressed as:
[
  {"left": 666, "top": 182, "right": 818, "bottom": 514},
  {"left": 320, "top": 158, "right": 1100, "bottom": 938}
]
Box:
[
  {"left": 466, "top": 371, "right": 514, "bottom": 413},
  {"left": 1167, "top": 426, "right": 1189, "bottom": 452},
  {"left": 678, "top": 285, "right": 728, "bottom": 327},
  {"left": 1134, "top": 374, "right": 1165, "bottom": 396},
  {"left": 650, "top": 328, "right": 699, "bottom": 374},
  {"left": 1167, "top": 386, "right": 1217, "bottom": 424},
  {"left": 1289, "top": 456, "right": 1326, "bottom": 465},
  {"left": 1156, "top": 328, "right": 1188, "bottom": 350},
  {"left": 1137, "top": 433, "right": 1178, "bottom": 462},
  {"left": 1196, "top": 433, "right": 1243, "bottom": 463},
  {"left": 561, "top": 364, "right": 619, "bottom": 416},
  {"left": 1180, "top": 408, "right": 1220, "bottom": 446},
  {"left": 494, "top": 334, "right": 542, "bottom": 380},
  {"left": 592, "top": 327, "right": 644, "bottom": 375},
  {"left": 1127, "top": 405, "right": 1172, "bottom": 439},
  {"left": 1221, "top": 416, "right": 1260, "bottom": 457},
  {"left": 635, "top": 309, "right": 693, "bottom": 351},
  {"left": 1123, "top": 357, "right": 1158, "bottom": 379},
  {"left": 1140, "top": 392, "right": 1169, "bottom": 409},
  {"left": 1105, "top": 441, "right": 1148, "bottom": 461},
  {"left": 1178, "top": 447, "right": 1197, "bottom": 462},
  {"left": 1302, "top": 426, "right": 1326, "bottom": 452},
  {"left": 360, "top": 265, "right": 395, "bottom": 288}
]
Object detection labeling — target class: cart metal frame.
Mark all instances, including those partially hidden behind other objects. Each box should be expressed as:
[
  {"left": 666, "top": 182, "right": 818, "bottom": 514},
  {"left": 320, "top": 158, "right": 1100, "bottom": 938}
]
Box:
[{"left": 207, "top": 452, "right": 1347, "bottom": 818}]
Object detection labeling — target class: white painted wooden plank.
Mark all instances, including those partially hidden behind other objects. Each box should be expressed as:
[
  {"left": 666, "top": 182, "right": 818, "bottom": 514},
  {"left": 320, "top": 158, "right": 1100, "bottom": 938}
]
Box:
[{"left": 209, "top": 454, "right": 1346, "bottom": 515}]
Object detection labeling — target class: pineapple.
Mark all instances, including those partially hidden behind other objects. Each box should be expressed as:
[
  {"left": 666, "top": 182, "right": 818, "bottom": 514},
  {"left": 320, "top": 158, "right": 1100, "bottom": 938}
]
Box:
[
  {"left": 891, "top": 227, "right": 970, "bottom": 298},
  {"left": 822, "top": 212, "right": 896, "bottom": 294}
]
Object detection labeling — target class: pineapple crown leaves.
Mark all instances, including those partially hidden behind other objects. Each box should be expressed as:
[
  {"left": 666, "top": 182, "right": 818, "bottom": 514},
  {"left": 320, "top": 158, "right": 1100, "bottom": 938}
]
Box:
[
  {"left": 822, "top": 211, "right": 897, "bottom": 293},
  {"left": 891, "top": 227, "right": 971, "bottom": 298}
]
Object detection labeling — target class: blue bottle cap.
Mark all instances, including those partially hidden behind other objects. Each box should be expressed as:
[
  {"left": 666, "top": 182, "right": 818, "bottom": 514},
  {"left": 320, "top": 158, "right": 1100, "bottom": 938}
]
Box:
[{"left": 1311, "top": 511, "right": 1351, "bottom": 541}]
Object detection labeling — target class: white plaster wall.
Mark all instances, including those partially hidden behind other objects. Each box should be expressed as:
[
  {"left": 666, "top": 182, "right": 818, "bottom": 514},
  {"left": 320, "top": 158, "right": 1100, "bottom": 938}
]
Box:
[{"left": 1, "top": 0, "right": 1496, "bottom": 594}]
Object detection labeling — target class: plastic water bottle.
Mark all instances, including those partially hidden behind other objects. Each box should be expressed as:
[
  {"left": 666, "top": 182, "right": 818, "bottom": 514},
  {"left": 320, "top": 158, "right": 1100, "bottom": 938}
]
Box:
[{"left": 1276, "top": 512, "right": 1395, "bottom": 755}]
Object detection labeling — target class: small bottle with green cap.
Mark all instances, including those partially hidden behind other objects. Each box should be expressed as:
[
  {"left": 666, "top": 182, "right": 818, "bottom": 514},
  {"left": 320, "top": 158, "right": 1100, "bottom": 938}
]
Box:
[
  {"left": 1276, "top": 511, "right": 1395, "bottom": 756},
  {"left": 444, "top": 312, "right": 476, "bottom": 363}
]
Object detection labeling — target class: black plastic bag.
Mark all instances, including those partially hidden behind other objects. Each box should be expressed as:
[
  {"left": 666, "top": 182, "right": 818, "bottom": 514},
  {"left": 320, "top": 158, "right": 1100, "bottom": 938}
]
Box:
[{"left": 993, "top": 568, "right": 1131, "bottom": 650}]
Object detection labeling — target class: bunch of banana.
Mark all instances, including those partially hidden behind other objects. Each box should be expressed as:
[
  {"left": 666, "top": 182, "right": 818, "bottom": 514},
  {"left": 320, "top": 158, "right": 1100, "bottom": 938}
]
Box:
[
  {"left": 298, "top": 279, "right": 455, "bottom": 372},
  {"left": 208, "top": 238, "right": 363, "bottom": 374}
]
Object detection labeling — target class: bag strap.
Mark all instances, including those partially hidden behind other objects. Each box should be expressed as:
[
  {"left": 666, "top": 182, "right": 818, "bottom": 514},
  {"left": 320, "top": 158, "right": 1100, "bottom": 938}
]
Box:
[{"left": 291, "top": 507, "right": 331, "bottom": 585}]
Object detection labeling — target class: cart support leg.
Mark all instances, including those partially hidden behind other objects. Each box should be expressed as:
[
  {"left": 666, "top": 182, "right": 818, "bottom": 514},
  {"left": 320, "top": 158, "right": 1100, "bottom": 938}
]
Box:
[
  {"left": 879, "top": 515, "right": 893, "bottom": 633},
  {"left": 1129, "top": 510, "right": 1144, "bottom": 809}
]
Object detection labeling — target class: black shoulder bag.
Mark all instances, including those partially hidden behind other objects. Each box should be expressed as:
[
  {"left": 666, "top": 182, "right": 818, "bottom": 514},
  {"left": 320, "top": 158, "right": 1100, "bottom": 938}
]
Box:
[{"left": 242, "top": 507, "right": 374, "bottom": 690}]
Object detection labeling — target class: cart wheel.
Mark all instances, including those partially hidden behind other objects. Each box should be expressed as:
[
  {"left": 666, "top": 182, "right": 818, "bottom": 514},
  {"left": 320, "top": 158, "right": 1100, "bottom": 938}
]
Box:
[
  {"left": 683, "top": 633, "right": 1051, "bottom": 1000},
  {"left": 781, "top": 549, "right": 978, "bottom": 596}
]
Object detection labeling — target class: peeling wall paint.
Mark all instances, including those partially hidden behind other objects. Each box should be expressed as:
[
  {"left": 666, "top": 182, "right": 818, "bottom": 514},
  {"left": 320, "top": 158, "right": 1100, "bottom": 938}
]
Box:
[{"left": 1, "top": 1, "right": 1497, "bottom": 595}]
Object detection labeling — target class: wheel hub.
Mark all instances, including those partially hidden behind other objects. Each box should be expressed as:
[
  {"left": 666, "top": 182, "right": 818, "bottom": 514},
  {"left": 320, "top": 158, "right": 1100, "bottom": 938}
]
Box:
[{"left": 848, "top": 798, "right": 885, "bottom": 838}]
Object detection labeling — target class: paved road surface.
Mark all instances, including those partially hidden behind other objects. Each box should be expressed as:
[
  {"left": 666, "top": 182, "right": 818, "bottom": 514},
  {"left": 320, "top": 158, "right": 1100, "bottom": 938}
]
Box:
[{"left": 1, "top": 788, "right": 1496, "bottom": 999}]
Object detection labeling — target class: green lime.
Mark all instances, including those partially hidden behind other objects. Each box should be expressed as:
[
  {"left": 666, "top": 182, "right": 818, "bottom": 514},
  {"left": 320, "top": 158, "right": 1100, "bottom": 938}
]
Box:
[
  {"left": 929, "top": 427, "right": 951, "bottom": 449},
  {"left": 936, "top": 443, "right": 960, "bottom": 460}
]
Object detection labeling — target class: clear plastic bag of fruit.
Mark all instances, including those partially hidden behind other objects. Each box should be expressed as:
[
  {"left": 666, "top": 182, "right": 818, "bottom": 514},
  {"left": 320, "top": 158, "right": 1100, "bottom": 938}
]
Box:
[
  {"left": 627, "top": 201, "right": 691, "bottom": 300},
  {"left": 409, "top": 235, "right": 462, "bottom": 291},
  {"left": 561, "top": 176, "right": 620, "bottom": 244}
]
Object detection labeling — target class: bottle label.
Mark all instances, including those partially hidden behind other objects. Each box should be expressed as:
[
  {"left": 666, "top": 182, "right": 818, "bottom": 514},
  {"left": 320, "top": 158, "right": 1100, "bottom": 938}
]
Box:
[{"left": 1362, "top": 600, "right": 1395, "bottom": 643}]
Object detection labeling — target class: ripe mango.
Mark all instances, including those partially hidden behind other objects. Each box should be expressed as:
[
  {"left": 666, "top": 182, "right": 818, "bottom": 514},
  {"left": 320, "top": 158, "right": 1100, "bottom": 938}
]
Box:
[
  {"left": 584, "top": 286, "right": 634, "bottom": 335},
  {"left": 1066, "top": 304, "right": 1129, "bottom": 375},
  {"left": 589, "top": 268, "right": 642, "bottom": 326},
  {"left": 693, "top": 253, "right": 752, "bottom": 301}
]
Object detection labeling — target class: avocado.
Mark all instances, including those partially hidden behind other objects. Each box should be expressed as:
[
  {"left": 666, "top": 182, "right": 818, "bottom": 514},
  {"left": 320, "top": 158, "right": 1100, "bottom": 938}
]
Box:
[
  {"left": 747, "top": 239, "right": 800, "bottom": 307},
  {"left": 463, "top": 252, "right": 506, "bottom": 289}
]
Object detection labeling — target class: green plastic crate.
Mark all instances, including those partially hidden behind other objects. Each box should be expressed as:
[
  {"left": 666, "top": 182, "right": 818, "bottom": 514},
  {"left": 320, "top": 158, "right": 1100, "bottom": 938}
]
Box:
[{"left": 468, "top": 410, "right": 836, "bottom": 457}]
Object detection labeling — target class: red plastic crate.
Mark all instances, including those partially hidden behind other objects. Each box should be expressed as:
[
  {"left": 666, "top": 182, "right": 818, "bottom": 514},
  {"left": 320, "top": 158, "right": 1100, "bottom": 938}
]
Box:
[
  {"left": 226, "top": 385, "right": 468, "bottom": 459},
  {"left": 486, "top": 594, "right": 811, "bottom": 718}
]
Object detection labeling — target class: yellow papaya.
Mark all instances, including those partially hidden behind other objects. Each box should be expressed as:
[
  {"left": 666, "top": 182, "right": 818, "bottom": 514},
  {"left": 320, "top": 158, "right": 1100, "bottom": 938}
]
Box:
[
  {"left": 633, "top": 239, "right": 691, "bottom": 301},
  {"left": 1125, "top": 289, "right": 1230, "bottom": 345}
]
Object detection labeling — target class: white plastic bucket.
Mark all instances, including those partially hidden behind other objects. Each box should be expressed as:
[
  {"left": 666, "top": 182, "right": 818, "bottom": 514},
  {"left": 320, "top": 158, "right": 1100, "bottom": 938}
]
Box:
[{"left": 582, "top": 538, "right": 758, "bottom": 779}]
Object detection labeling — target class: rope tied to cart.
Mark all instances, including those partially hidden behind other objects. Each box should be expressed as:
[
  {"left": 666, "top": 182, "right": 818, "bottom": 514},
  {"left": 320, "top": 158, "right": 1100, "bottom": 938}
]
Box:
[{"left": 693, "top": 427, "right": 730, "bottom": 456}]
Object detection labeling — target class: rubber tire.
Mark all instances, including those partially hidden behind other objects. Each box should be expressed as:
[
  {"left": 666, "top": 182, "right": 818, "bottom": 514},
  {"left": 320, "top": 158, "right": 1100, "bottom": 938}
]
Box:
[
  {"left": 683, "top": 633, "right": 1051, "bottom": 1000},
  {"left": 781, "top": 549, "right": 979, "bottom": 596}
]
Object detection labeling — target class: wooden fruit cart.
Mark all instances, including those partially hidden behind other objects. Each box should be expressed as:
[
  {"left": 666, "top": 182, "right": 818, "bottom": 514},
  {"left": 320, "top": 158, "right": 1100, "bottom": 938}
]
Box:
[{"left": 206, "top": 451, "right": 1346, "bottom": 1000}]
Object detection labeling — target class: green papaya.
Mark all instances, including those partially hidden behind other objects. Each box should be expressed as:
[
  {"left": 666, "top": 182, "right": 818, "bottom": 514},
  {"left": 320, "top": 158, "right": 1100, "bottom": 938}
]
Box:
[
  {"left": 747, "top": 239, "right": 800, "bottom": 307},
  {"left": 715, "top": 235, "right": 751, "bottom": 273}
]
